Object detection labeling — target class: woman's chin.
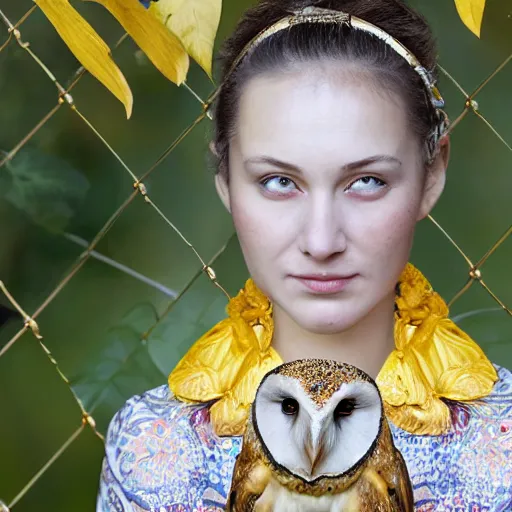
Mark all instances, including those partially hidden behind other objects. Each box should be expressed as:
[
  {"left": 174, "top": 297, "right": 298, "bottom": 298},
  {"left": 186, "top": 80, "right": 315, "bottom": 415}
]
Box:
[
  {"left": 290, "top": 305, "right": 363, "bottom": 335},
  {"left": 300, "top": 320, "right": 357, "bottom": 335}
]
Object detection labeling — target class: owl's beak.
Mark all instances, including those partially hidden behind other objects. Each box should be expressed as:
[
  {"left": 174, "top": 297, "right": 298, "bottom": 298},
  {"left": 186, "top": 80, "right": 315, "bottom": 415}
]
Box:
[{"left": 304, "top": 428, "right": 326, "bottom": 477}]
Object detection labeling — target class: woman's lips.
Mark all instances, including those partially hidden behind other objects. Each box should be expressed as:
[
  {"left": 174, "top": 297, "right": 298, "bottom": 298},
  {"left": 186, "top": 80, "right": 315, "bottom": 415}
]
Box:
[{"left": 292, "top": 274, "right": 357, "bottom": 294}]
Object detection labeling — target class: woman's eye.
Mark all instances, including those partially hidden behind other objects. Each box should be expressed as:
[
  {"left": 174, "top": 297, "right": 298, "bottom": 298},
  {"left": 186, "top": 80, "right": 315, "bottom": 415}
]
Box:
[
  {"left": 347, "top": 176, "right": 386, "bottom": 194},
  {"left": 261, "top": 176, "right": 297, "bottom": 195}
]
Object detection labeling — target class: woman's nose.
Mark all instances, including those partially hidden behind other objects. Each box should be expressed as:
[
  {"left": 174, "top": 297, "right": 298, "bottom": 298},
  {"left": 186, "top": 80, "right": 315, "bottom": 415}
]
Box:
[{"left": 298, "top": 193, "right": 347, "bottom": 261}]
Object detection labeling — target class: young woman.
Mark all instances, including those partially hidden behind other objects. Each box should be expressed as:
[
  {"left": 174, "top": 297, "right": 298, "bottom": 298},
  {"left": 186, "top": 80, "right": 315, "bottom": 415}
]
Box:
[{"left": 97, "top": 0, "right": 512, "bottom": 510}]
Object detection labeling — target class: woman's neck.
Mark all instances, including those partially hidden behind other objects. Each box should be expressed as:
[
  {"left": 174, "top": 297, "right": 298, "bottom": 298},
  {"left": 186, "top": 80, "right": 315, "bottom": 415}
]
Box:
[{"left": 271, "top": 294, "right": 396, "bottom": 379}]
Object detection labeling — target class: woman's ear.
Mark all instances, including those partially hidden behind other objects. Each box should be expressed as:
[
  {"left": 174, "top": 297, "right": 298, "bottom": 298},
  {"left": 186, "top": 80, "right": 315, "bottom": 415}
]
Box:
[
  {"left": 215, "top": 171, "right": 231, "bottom": 213},
  {"left": 418, "top": 136, "right": 450, "bottom": 220}
]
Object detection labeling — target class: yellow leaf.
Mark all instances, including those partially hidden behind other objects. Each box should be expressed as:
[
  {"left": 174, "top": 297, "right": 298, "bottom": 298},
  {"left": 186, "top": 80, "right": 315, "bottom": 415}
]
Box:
[
  {"left": 454, "top": 0, "right": 486, "bottom": 37},
  {"left": 35, "top": 0, "right": 133, "bottom": 118},
  {"left": 89, "top": 0, "right": 190, "bottom": 85},
  {"left": 149, "top": 0, "right": 222, "bottom": 78}
]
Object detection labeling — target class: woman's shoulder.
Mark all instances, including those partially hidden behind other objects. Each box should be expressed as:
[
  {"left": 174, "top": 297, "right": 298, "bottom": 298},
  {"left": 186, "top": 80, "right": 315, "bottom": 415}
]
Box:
[
  {"left": 488, "top": 363, "right": 512, "bottom": 399},
  {"left": 468, "top": 363, "right": 512, "bottom": 420},
  {"left": 392, "top": 364, "right": 512, "bottom": 511},
  {"left": 104, "top": 384, "right": 204, "bottom": 449},
  {"left": 97, "top": 385, "right": 242, "bottom": 511}
]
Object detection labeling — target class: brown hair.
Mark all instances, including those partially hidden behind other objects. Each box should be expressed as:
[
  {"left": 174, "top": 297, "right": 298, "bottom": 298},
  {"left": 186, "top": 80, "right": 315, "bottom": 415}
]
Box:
[{"left": 212, "top": 0, "right": 440, "bottom": 176}]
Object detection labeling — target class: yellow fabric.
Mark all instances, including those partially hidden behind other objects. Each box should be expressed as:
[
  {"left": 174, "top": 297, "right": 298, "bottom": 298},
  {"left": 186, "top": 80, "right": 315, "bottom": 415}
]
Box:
[
  {"left": 168, "top": 263, "right": 498, "bottom": 436},
  {"left": 376, "top": 264, "right": 497, "bottom": 435}
]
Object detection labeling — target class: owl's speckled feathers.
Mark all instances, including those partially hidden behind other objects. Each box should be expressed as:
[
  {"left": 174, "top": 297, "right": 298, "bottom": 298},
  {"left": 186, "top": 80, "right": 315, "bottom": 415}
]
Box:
[{"left": 226, "top": 359, "right": 413, "bottom": 512}]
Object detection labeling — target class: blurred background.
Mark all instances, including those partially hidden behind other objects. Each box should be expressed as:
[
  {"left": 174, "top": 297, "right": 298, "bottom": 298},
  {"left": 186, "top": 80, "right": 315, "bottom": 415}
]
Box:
[{"left": 0, "top": 0, "right": 510, "bottom": 510}]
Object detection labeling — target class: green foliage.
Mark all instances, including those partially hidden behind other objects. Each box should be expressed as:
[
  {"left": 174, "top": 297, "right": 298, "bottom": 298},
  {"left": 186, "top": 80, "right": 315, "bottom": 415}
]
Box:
[
  {"left": 0, "top": 0, "right": 510, "bottom": 510},
  {"left": 0, "top": 148, "right": 89, "bottom": 233},
  {"left": 148, "top": 279, "right": 229, "bottom": 375},
  {"left": 70, "top": 254, "right": 239, "bottom": 427},
  {"left": 71, "top": 302, "right": 163, "bottom": 414}
]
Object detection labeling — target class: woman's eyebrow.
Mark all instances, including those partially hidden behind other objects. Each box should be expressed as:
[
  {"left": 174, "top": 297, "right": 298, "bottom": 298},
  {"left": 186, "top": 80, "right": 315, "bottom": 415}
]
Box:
[
  {"left": 244, "top": 155, "right": 402, "bottom": 173},
  {"left": 342, "top": 155, "right": 402, "bottom": 171},
  {"left": 244, "top": 156, "right": 301, "bottom": 172}
]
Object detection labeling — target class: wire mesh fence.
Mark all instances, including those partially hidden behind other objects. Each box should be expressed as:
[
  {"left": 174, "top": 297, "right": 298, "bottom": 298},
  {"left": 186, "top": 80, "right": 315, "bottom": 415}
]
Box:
[{"left": 0, "top": 1, "right": 510, "bottom": 510}]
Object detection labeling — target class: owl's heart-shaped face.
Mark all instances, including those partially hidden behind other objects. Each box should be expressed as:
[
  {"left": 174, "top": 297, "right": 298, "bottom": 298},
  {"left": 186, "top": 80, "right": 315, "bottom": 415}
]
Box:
[{"left": 253, "top": 359, "right": 382, "bottom": 481}]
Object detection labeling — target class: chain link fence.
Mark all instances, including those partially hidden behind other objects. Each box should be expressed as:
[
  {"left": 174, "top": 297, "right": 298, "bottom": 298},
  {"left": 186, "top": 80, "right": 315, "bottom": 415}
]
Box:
[{"left": 0, "top": 2, "right": 510, "bottom": 510}]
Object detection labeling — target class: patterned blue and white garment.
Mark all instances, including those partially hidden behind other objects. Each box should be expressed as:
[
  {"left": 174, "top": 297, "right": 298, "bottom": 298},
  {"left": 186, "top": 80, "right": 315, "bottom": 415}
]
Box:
[{"left": 97, "top": 365, "right": 512, "bottom": 511}]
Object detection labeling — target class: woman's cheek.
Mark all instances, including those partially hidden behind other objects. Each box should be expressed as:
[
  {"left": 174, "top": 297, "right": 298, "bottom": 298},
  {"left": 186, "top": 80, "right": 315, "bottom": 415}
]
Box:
[
  {"left": 231, "top": 201, "right": 274, "bottom": 259},
  {"left": 232, "top": 207, "right": 260, "bottom": 247},
  {"left": 232, "top": 192, "right": 298, "bottom": 248},
  {"left": 347, "top": 200, "right": 418, "bottom": 256}
]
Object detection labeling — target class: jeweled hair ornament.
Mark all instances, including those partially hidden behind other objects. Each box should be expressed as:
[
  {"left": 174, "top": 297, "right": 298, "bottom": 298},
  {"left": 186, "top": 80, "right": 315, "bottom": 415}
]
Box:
[{"left": 221, "top": 6, "right": 449, "bottom": 163}]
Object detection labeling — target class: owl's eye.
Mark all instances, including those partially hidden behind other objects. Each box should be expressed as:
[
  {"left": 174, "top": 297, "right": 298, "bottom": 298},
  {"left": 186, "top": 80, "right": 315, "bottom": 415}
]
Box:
[
  {"left": 334, "top": 398, "right": 356, "bottom": 419},
  {"left": 281, "top": 397, "right": 299, "bottom": 415}
]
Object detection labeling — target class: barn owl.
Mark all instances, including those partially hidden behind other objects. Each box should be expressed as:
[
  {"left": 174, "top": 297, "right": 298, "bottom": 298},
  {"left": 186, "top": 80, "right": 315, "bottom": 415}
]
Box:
[{"left": 226, "top": 359, "right": 413, "bottom": 512}]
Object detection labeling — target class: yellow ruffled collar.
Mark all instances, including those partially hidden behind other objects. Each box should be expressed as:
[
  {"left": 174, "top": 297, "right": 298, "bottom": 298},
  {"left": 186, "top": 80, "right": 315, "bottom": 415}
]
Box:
[{"left": 169, "top": 263, "right": 497, "bottom": 437}]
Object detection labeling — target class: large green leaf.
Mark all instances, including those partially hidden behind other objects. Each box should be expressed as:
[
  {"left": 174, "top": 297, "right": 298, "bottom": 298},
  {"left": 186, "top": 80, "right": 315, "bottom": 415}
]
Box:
[
  {"left": 148, "top": 279, "right": 229, "bottom": 375},
  {"left": 69, "top": 238, "right": 246, "bottom": 428},
  {"left": 0, "top": 148, "right": 89, "bottom": 233},
  {"left": 136, "top": 234, "right": 247, "bottom": 376},
  {"left": 71, "top": 303, "right": 164, "bottom": 418}
]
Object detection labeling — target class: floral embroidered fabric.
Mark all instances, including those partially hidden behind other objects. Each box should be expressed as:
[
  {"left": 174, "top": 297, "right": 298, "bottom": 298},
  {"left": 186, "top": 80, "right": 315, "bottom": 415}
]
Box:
[{"left": 97, "top": 365, "right": 512, "bottom": 512}]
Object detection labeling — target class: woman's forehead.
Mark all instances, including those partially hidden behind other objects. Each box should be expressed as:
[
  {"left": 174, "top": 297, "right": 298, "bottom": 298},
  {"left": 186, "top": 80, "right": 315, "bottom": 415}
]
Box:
[{"left": 234, "top": 69, "right": 414, "bottom": 166}]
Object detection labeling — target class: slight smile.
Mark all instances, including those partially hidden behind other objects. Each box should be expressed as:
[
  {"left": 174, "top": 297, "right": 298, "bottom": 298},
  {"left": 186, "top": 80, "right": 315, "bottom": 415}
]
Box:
[{"left": 291, "top": 274, "right": 358, "bottom": 294}]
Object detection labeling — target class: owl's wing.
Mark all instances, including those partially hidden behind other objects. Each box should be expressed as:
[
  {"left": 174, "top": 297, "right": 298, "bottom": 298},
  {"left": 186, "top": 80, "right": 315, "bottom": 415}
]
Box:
[
  {"left": 390, "top": 449, "right": 414, "bottom": 512},
  {"left": 226, "top": 454, "right": 271, "bottom": 512},
  {"left": 361, "top": 449, "right": 414, "bottom": 512}
]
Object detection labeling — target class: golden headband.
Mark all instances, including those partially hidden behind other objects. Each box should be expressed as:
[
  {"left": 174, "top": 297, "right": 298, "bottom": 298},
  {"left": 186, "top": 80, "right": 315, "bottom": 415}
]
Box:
[{"left": 223, "top": 6, "right": 448, "bottom": 162}]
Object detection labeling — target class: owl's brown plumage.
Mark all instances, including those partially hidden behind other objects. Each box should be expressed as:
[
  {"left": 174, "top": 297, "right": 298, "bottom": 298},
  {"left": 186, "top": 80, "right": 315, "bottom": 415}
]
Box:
[{"left": 226, "top": 359, "right": 413, "bottom": 512}]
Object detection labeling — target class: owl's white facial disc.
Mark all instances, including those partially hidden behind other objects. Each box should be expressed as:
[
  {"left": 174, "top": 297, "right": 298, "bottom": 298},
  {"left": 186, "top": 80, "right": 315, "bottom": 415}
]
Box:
[{"left": 254, "top": 373, "right": 382, "bottom": 481}]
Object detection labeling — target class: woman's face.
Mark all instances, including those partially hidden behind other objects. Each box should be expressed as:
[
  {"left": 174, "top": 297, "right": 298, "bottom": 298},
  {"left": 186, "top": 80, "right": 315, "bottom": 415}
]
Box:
[{"left": 216, "top": 64, "right": 446, "bottom": 334}]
